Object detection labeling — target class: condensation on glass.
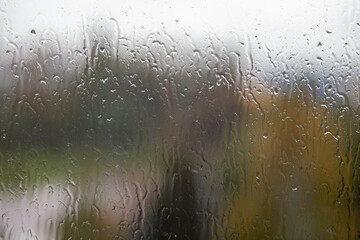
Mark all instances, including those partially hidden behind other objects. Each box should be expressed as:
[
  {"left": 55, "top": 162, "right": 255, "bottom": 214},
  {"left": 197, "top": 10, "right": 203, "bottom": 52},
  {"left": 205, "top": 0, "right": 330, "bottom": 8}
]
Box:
[{"left": 0, "top": 0, "right": 359, "bottom": 239}]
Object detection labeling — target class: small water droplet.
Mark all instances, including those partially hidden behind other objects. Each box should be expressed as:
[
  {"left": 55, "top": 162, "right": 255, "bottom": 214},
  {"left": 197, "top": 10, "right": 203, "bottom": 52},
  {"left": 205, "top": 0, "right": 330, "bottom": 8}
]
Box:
[
  {"left": 39, "top": 79, "right": 47, "bottom": 85},
  {"left": 273, "top": 87, "right": 278, "bottom": 95},
  {"left": 30, "top": 29, "right": 36, "bottom": 35},
  {"left": 263, "top": 133, "right": 268, "bottom": 139}
]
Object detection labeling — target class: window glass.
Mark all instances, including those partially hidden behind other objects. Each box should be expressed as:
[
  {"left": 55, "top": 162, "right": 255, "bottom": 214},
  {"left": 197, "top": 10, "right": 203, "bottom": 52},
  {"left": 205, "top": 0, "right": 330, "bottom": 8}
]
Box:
[{"left": 0, "top": 0, "right": 359, "bottom": 239}]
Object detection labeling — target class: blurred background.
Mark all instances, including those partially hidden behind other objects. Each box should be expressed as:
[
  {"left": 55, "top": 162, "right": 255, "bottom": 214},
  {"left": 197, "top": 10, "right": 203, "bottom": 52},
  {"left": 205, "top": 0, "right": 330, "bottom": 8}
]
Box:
[{"left": 0, "top": 0, "right": 359, "bottom": 239}]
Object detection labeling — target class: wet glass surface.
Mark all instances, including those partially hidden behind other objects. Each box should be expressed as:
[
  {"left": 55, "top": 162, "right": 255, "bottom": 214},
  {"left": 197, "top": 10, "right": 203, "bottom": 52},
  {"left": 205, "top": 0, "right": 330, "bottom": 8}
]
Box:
[{"left": 0, "top": 0, "right": 359, "bottom": 239}]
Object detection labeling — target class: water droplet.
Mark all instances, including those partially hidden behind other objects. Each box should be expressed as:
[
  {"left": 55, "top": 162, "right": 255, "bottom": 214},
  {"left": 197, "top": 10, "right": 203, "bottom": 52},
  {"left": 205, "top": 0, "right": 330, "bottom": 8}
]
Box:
[
  {"left": 272, "top": 87, "right": 278, "bottom": 95},
  {"left": 39, "top": 79, "right": 47, "bottom": 85}
]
